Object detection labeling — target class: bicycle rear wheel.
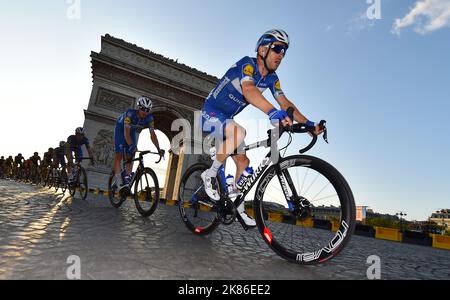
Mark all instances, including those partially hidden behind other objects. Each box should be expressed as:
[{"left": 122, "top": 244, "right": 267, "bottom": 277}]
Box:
[
  {"left": 108, "top": 173, "right": 126, "bottom": 208},
  {"left": 134, "top": 168, "right": 159, "bottom": 218},
  {"left": 254, "top": 155, "right": 355, "bottom": 265},
  {"left": 178, "top": 163, "right": 220, "bottom": 235}
]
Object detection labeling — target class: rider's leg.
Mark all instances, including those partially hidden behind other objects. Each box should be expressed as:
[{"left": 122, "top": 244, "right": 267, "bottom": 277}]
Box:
[
  {"left": 66, "top": 152, "right": 73, "bottom": 176},
  {"left": 203, "top": 121, "right": 247, "bottom": 201},
  {"left": 231, "top": 154, "right": 250, "bottom": 181},
  {"left": 113, "top": 153, "right": 123, "bottom": 176},
  {"left": 231, "top": 154, "right": 256, "bottom": 227},
  {"left": 125, "top": 153, "right": 133, "bottom": 175},
  {"left": 206, "top": 121, "right": 247, "bottom": 177}
]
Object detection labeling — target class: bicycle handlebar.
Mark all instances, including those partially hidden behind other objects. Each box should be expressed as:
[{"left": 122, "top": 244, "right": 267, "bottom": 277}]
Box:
[
  {"left": 270, "top": 107, "right": 328, "bottom": 154},
  {"left": 127, "top": 151, "right": 165, "bottom": 164}
]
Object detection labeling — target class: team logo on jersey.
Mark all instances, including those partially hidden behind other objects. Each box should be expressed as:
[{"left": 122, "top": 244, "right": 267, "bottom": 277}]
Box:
[
  {"left": 243, "top": 64, "right": 254, "bottom": 77},
  {"left": 124, "top": 117, "right": 132, "bottom": 125},
  {"left": 275, "top": 80, "right": 281, "bottom": 91}
]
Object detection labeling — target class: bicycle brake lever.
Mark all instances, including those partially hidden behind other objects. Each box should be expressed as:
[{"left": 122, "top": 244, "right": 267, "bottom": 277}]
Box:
[{"left": 319, "top": 120, "right": 329, "bottom": 144}]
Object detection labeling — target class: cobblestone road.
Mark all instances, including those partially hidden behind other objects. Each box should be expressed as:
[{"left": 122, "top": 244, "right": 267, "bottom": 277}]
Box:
[{"left": 1, "top": 180, "right": 449, "bottom": 280}]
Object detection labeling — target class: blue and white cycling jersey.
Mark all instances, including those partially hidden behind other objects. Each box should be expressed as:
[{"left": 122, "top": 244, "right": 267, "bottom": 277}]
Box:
[
  {"left": 203, "top": 56, "right": 285, "bottom": 122},
  {"left": 114, "top": 109, "right": 155, "bottom": 154}
]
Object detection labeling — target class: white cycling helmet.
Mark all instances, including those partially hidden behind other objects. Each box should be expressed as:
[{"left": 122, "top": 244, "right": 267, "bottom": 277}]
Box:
[
  {"left": 255, "top": 29, "right": 290, "bottom": 52},
  {"left": 75, "top": 127, "right": 85, "bottom": 135},
  {"left": 137, "top": 97, "right": 153, "bottom": 111}
]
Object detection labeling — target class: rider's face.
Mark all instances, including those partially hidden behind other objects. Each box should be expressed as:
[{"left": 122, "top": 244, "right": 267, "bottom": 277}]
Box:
[
  {"left": 260, "top": 42, "right": 287, "bottom": 71},
  {"left": 137, "top": 108, "right": 149, "bottom": 118}
]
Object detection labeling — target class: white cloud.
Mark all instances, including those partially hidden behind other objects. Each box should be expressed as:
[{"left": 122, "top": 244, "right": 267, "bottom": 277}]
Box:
[{"left": 392, "top": 0, "right": 450, "bottom": 35}]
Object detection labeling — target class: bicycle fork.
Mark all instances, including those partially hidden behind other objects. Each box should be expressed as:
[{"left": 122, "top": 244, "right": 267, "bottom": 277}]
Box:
[{"left": 275, "top": 167, "right": 312, "bottom": 218}]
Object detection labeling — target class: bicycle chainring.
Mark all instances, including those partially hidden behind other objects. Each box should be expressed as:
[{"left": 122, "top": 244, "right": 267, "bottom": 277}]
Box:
[{"left": 217, "top": 198, "right": 237, "bottom": 225}]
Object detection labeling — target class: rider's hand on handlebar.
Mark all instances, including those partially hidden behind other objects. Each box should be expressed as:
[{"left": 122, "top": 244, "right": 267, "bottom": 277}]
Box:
[
  {"left": 281, "top": 116, "right": 293, "bottom": 128},
  {"left": 268, "top": 109, "right": 293, "bottom": 127},
  {"left": 306, "top": 124, "right": 325, "bottom": 137}
]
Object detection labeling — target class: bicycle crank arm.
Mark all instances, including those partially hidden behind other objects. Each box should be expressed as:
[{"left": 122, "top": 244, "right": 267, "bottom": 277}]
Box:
[{"left": 236, "top": 213, "right": 250, "bottom": 231}]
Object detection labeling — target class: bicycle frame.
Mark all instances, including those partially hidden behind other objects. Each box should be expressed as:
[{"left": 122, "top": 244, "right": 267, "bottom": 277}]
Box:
[
  {"left": 216, "top": 120, "right": 326, "bottom": 230},
  {"left": 117, "top": 150, "right": 163, "bottom": 192}
]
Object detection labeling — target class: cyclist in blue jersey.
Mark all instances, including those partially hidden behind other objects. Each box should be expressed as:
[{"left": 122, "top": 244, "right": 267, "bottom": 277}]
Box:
[
  {"left": 66, "top": 127, "right": 94, "bottom": 184},
  {"left": 112, "top": 97, "right": 165, "bottom": 191},
  {"left": 201, "top": 29, "right": 323, "bottom": 227}
]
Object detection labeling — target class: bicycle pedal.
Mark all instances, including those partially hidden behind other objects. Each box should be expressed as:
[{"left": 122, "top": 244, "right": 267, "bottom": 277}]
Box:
[{"left": 198, "top": 200, "right": 214, "bottom": 208}]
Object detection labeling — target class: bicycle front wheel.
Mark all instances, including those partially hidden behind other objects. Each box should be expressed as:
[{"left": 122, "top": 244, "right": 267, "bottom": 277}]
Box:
[
  {"left": 78, "top": 168, "right": 88, "bottom": 200},
  {"left": 134, "top": 168, "right": 159, "bottom": 218},
  {"left": 254, "top": 155, "right": 356, "bottom": 265},
  {"left": 59, "top": 169, "right": 68, "bottom": 194},
  {"left": 178, "top": 163, "right": 220, "bottom": 235}
]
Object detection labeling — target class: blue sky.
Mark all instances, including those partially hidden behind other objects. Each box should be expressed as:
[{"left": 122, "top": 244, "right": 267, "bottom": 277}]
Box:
[{"left": 0, "top": 0, "right": 449, "bottom": 220}]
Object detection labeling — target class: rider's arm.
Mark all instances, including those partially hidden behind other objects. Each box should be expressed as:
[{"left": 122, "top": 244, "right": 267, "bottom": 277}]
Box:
[
  {"left": 242, "top": 81, "right": 277, "bottom": 115},
  {"left": 124, "top": 124, "right": 134, "bottom": 146},
  {"left": 85, "top": 144, "right": 94, "bottom": 158},
  {"left": 242, "top": 81, "right": 292, "bottom": 125},
  {"left": 150, "top": 129, "right": 161, "bottom": 152},
  {"left": 276, "top": 95, "right": 323, "bottom": 134},
  {"left": 275, "top": 95, "right": 309, "bottom": 124}
]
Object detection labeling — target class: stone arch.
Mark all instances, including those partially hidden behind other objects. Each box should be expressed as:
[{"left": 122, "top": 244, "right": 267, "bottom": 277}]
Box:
[{"left": 82, "top": 34, "right": 218, "bottom": 197}]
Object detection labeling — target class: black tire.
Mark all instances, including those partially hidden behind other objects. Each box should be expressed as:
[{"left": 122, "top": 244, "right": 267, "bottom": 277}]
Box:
[
  {"left": 108, "top": 173, "right": 126, "bottom": 208},
  {"left": 68, "top": 170, "right": 76, "bottom": 197},
  {"left": 254, "top": 155, "right": 356, "bottom": 265},
  {"left": 134, "top": 168, "right": 159, "bottom": 218},
  {"left": 47, "top": 168, "right": 55, "bottom": 190},
  {"left": 59, "top": 168, "right": 68, "bottom": 194},
  {"left": 78, "top": 167, "right": 88, "bottom": 200},
  {"left": 178, "top": 163, "right": 220, "bottom": 236},
  {"left": 41, "top": 167, "right": 49, "bottom": 187}
]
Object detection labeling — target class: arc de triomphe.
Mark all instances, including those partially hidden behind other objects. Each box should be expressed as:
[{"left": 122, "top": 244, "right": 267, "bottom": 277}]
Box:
[{"left": 82, "top": 34, "right": 218, "bottom": 201}]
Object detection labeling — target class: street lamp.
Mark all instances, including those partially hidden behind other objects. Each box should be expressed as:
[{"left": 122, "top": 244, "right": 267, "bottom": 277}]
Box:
[
  {"left": 396, "top": 212, "right": 407, "bottom": 233},
  {"left": 442, "top": 213, "right": 448, "bottom": 236}
]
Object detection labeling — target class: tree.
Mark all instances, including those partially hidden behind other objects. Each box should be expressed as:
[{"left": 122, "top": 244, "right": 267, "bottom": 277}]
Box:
[{"left": 365, "top": 217, "right": 400, "bottom": 229}]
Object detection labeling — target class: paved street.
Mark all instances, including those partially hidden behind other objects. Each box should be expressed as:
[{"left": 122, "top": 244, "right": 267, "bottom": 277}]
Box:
[{"left": 1, "top": 179, "right": 449, "bottom": 280}]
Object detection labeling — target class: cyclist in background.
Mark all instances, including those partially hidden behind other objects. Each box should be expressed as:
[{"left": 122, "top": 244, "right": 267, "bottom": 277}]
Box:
[
  {"left": 66, "top": 127, "right": 94, "bottom": 184},
  {"left": 112, "top": 97, "right": 165, "bottom": 191},
  {"left": 0, "top": 156, "right": 5, "bottom": 178},
  {"left": 4, "top": 156, "right": 14, "bottom": 178},
  {"left": 30, "top": 152, "right": 41, "bottom": 181},
  {"left": 13, "top": 153, "right": 25, "bottom": 178},
  {"left": 54, "top": 141, "right": 67, "bottom": 169}
]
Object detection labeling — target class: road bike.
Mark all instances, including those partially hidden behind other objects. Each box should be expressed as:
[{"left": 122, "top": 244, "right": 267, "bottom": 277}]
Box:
[
  {"left": 108, "top": 151, "right": 164, "bottom": 218},
  {"left": 178, "top": 108, "right": 356, "bottom": 265},
  {"left": 68, "top": 157, "right": 93, "bottom": 200}
]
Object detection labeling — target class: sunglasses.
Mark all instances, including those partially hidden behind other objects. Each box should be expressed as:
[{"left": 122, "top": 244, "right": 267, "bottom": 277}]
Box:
[
  {"left": 268, "top": 44, "right": 288, "bottom": 55},
  {"left": 139, "top": 107, "right": 151, "bottom": 113}
]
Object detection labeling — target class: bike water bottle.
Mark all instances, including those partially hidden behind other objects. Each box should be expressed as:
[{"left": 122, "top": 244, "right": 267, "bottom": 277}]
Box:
[
  {"left": 236, "top": 167, "right": 254, "bottom": 190},
  {"left": 209, "top": 147, "right": 217, "bottom": 161},
  {"left": 226, "top": 175, "right": 238, "bottom": 198}
]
